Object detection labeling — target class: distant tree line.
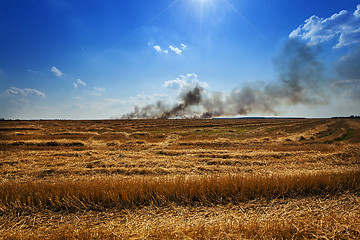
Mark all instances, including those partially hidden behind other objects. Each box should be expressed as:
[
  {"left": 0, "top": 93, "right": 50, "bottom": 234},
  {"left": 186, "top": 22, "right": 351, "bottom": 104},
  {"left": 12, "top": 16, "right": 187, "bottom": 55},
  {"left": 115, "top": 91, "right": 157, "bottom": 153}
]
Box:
[{"left": 332, "top": 115, "right": 360, "bottom": 119}]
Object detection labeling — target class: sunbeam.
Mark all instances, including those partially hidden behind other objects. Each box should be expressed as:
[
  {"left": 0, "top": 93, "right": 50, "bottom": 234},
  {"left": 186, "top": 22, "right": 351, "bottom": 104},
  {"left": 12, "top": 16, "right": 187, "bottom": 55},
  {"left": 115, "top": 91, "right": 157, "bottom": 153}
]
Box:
[
  {"left": 100, "top": 0, "right": 180, "bottom": 57},
  {"left": 222, "top": 0, "right": 268, "bottom": 41},
  {"left": 121, "top": 0, "right": 180, "bottom": 43}
]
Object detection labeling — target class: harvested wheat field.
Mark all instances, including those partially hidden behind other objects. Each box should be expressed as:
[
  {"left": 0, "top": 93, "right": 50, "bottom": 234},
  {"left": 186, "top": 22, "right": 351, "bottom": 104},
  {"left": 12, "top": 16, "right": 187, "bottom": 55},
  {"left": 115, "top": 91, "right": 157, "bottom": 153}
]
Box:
[{"left": 0, "top": 118, "right": 360, "bottom": 239}]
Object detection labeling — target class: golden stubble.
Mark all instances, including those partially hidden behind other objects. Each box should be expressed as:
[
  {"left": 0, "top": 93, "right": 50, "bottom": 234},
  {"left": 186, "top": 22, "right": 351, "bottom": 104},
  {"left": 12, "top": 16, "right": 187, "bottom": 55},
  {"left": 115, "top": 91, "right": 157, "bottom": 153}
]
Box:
[{"left": 0, "top": 118, "right": 359, "bottom": 239}]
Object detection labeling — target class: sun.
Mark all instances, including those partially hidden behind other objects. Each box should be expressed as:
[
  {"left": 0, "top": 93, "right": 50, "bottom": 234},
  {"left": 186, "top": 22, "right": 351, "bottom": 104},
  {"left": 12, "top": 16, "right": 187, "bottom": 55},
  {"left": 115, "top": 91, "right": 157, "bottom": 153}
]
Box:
[
  {"left": 192, "top": 0, "right": 216, "bottom": 13},
  {"left": 189, "top": 0, "right": 217, "bottom": 33},
  {"left": 199, "top": 0, "right": 213, "bottom": 5},
  {"left": 193, "top": 0, "right": 214, "bottom": 6}
]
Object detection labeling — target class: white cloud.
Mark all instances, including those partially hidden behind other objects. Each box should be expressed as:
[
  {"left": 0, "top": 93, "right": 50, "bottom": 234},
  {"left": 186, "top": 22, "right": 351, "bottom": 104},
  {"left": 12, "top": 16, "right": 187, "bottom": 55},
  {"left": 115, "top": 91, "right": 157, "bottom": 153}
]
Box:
[
  {"left": 355, "top": 4, "right": 360, "bottom": 18},
  {"left": 77, "top": 79, "right": 86, "bottom": 86},
  {"left": 169, "top": 45, "right": 182, "bottom": 55},
  {"left": 74, "top": 79, "right": 86, "bottom": 89},
  {"left": 89, "top": 87, "right": 106, "bottom": 96},
  {"left": 290, "top": 4, "right": 360, "bottom": 48},
  {"left": 51, "top": 66, "right": 63, "bottom": 77},
  {"left": 1, "top": 87, "right": 46, "bottom": 98},
  {"left": 154, "top": 45, "right": 162, "bottom": 53},
  {"left": 93, "top": 87, "right": 105, "bottom": 92},
  {"left": 336, "top": 28, "right": 360, "bottom": 48},
  {"left": 162, "top": 73, "right": 209, "bottom": 90},
  {"left": 154, "top": 45, "right": 168, "bottom": 54},
  {"left": 289, "top": 27, "right": 301, "bottom": 39},
  {"left": 151, "top": 43, "right": 186, "bottom": 55},
  {"left": 27, "top": 69, "right": 37, "bottom": 74}
]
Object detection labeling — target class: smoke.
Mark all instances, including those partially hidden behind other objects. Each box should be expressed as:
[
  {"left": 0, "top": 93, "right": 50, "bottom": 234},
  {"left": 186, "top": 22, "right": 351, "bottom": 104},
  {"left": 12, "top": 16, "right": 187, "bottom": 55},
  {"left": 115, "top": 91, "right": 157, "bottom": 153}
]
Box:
[
  {"left": 199, "top": 39, "right": 329, "bottom": 118},
  {"left": 269, "top": 39, "right": 329, "bottom": 104},
  {"left": 160, "top": 86, "right": 203, "bottom": 118},
  {"left": 327, "top": 46, "right": 360, "bottom": 100},
  {"left": 122, "top": 39, "right": 334, "bottom": 119},
  {"left": 120, "top": 4, "right": 360, "bottom": 119},
  {"left": 122, "top": 87, "right": 204, "bottom": 119},
  {"left": 336, "top": 46, "right": 360, "bottom": 80}
]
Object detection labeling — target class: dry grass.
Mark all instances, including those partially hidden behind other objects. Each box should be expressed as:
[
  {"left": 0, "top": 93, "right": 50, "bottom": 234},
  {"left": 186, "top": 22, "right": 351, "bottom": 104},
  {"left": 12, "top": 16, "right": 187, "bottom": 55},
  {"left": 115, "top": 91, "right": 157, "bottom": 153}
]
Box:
[
  {"left": 0, "top": 118, "right": 360, "bottom": 239},
  {"left": 1, "top": 170, "right": 359, "bottom": 212},
  {"left": 1, "top": 195, "right": 360, "bottom": 239}
]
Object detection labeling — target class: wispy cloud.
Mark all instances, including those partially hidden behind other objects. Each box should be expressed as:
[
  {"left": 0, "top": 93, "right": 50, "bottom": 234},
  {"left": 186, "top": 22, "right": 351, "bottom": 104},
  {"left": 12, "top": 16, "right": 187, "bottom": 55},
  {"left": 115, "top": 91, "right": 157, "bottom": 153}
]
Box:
[
  {"left": 73, "top": 79, "right": 86, "bottom": 89},
  {"left": 151, "top": 43, "right": 186, "bottom": 55},
  {"left": 290, "top": 4, "right": 360, "bottom": 48},
  {"left": 169, "top": 45, "right": 182, "bottom": 55},
  {"left": 93, "top": 87, "right": 105, "bottom": 92},
  {"left": 0, "top": 87, "right": 45, "bottom": 108},
  {"left": 162, "top": 73, "right": 208, "bottom": 90},
  {"left": 51, "top": 66, "right": 63, "bottom": 77},
  {"left": 1, "top": 87, "right": 46, "bottom": 97},
  {"left": 27, "top": 69, "right": 37, "bottom": 74},
  {"left": 90, "top": 87, "right": 106, "bottom": 96},
  {"left": 154, "top": 45, "right": 169, "bottom": 54}
]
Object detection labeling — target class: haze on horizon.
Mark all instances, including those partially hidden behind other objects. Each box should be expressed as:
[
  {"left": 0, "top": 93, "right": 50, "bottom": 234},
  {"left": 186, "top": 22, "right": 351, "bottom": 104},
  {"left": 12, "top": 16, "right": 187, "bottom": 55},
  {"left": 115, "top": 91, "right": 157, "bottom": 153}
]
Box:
[{"left": 0, "top": 0, "right": 359, "bottom": 119}]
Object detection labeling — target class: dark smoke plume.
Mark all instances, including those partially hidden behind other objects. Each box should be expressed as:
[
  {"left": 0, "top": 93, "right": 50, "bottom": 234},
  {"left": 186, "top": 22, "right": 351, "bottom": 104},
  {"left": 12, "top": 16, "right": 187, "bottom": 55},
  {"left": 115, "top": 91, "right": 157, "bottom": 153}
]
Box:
[
  {"left": 330, "top": 46, "right": 360, "bottom": 100},
  {"left": 121, "top": 39, "right": 350, "bottom": 119},
  {"left": 160, "top": 86, "right": 203, "bottom": 118},
  {"left": 336, "top": 46, "right": 360, "bottom": 80},
  {"left": 122, "top": 87, "right": 204, "bottom": 119}
]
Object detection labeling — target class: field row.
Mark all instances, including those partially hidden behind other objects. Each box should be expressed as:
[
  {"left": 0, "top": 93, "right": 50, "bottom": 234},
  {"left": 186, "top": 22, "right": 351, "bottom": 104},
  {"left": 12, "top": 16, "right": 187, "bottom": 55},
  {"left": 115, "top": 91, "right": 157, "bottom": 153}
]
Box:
[
  {"left": 1, "top": 170, "right": 359, "bottom": 212},
  {"left": 1, "top": 193, "right": 359, "bottom": 239},
  {"left": 1, "top": 119, "right": 359, "bottom": 181},
  {"left": 1, "top": 118, "right": 359, "bottom": 239}
]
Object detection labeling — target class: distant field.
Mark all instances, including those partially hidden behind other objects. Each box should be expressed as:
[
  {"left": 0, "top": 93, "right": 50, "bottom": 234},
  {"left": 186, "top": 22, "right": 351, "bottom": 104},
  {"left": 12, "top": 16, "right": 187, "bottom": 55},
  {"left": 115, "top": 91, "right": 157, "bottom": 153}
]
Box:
[{"left": 0, "top": 118, "right": 359, "bottom": 239}]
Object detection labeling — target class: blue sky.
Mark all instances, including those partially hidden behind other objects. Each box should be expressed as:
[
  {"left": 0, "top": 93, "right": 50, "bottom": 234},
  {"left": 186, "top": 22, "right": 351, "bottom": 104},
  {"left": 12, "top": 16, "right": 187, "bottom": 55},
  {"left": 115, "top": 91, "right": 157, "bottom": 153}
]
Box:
[{"left": 0, "top": 0, "right": 359, "bottom": 119}]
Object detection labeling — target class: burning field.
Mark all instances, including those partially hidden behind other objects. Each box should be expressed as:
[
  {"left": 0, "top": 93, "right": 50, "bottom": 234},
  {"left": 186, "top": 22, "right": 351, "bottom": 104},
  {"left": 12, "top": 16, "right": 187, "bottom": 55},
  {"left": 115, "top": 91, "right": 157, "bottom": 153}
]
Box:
[
  {"left": 120, "top": 39, "right": 360, "bottom": 120},
  {"left": 0, "top": 118, "right": 360, "bottom": 239}
]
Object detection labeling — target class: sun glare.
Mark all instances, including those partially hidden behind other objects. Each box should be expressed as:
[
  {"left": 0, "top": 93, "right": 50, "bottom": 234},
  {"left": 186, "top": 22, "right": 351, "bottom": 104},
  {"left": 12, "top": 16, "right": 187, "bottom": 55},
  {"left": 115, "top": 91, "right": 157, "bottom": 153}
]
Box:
[
  {"left": 199, "top": 0, "right": 213, "bottom": 5},
  {"left": 194, "top": 0, "right": 213, "bottom": 6}
]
